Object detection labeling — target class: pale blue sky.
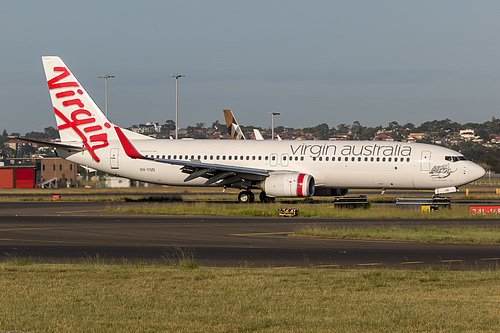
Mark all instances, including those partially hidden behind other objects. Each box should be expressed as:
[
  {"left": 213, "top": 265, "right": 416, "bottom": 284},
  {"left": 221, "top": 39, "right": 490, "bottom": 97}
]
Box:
[{"left": 2, "top": 0, "right": 500, "bottom": 134}]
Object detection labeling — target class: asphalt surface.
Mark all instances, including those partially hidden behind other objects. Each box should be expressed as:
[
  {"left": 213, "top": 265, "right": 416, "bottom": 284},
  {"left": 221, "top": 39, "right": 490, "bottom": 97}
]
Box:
[{"left": 0, "top": 202, "right": 499, "bottom": 269}]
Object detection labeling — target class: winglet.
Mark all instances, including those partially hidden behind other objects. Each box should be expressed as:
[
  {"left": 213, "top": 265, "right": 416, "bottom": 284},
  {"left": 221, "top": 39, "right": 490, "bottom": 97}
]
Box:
[{"left": 114, "top": 126, "right": 149, "bottom": 159}]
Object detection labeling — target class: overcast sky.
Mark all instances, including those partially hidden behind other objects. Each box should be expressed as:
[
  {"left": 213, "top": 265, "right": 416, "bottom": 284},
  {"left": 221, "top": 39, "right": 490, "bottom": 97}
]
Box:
[{"left": 2, "top": 0, "right": 500, "bottom": 134}]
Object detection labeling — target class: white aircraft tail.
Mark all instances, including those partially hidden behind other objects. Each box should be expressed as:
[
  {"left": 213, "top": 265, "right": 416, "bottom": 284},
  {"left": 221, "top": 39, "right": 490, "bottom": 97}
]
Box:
[
  {"left": 253, "top": 129, "right": 264, "bottom": 140},
  {"left": 42, "top": 56, "right": 116, "bottom": 162},
  {"left": 42, "top": 56, "right": 151, "bottom": 165}
]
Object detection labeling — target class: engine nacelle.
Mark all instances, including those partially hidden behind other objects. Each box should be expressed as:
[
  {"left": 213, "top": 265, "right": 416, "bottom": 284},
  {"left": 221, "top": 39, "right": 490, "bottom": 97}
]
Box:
[
  {"left": 314, "top": 188, "right": 349, "bottom": 196},
  {"left": 260, "top": 173, "right": 315, "bottom": 197}
]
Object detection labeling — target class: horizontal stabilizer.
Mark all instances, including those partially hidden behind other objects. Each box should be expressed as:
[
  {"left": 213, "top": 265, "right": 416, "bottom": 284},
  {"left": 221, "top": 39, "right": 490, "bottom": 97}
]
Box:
[{"left": 14, "top": 137, "right": 85, "bottom": 151}]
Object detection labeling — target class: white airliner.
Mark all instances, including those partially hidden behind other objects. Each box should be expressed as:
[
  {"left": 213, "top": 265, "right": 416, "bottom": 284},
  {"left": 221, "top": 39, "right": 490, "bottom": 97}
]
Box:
[{"left": 26, "top": 56, "right": 485, "bottom": 203}]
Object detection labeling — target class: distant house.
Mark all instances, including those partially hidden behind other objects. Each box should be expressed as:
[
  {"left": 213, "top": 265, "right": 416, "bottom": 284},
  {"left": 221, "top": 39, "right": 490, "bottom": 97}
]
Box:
[
  {"left": 129, "top": 122, "right": 162, "bottom": 134},
  {"left": 405, "top": 132, "right": 427, "bottom": 143},
  {"left": 459, "top": 129, "right": 479, "bottom": 141},
  {"left": 329, "top": 133, "right": 349, "bottom": 141},
  {"left": 3, "top": 139, "right": 36, "bottom": 150},
  {"left": 490, "top": 134, "right": 500, "bottom": 145},
  {"left": 374, "top": 133, "right": 393, "bottom": 141}
]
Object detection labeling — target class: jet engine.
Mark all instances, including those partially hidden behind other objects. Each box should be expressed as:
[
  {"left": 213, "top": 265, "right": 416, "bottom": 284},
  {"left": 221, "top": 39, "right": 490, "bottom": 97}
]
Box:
[{"left": 260, "top": 173, "right": 315, "bottom": 197}]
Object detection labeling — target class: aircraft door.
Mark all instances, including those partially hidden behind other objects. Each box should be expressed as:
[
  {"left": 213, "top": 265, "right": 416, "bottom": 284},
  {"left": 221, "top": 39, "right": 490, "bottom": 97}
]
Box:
[
  {"left": 281, "top": 153, "right": 289, "bottom": 167},
  {"left": 110, "top": 148, "right": 119, "bottom": 169},
  {"left": 420, "top": 150, "right": 431, "bottom": 171},
  {"left": 270, "top": 153, "right": 278, "bottom": 167}
]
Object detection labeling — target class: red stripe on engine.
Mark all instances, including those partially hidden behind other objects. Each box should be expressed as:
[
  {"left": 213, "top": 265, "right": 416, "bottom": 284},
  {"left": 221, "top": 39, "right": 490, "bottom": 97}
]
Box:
[{"left": 297, "top": 173, "right": 305, "bottom": 197}]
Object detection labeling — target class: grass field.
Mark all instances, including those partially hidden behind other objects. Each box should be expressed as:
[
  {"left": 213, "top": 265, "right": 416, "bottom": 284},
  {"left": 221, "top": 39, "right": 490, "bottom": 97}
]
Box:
[
  {"left": 104, "top": 202, "right": 500, "bottom": 219},
  {"left": 295, "top": 225, "right": 500, "bottom": 244},
  {"left": 0, "top": 264, "right": 499, "bottom": 332},
  {"left": 1, "top": 187, "right": 499, "bottom": 331}
]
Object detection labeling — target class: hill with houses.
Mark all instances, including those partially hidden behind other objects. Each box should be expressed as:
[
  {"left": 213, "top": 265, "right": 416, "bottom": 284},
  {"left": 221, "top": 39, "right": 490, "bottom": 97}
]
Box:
[{"left": 2, "top": 117, "right": 500, "bottom": 172}]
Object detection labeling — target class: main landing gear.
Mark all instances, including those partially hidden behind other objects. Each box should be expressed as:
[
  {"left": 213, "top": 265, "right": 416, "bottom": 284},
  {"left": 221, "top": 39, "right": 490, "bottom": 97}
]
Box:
[
  {"left": 238, "top": 190, "right": 255, "bottom": 203},
  {"left": 259, "top": 191, "right": 275, "bottom": 203},
  {"left": 237, "top": 191, "right": 276, "bottom": 203}
]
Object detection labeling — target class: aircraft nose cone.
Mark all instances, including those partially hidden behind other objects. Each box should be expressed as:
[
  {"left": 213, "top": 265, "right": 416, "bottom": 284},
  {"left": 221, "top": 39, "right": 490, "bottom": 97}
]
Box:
[{"left": 469, "top": 163, "right": 486, "bottom": 182}]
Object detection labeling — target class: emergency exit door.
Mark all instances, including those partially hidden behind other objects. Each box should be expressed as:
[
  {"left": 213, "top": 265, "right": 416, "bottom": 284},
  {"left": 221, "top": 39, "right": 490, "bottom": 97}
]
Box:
[
  {"left": 420, "top": 150, "right": 431, "bottom": 171},
  {"left": 110, "top": 148, "right": 119, "bottom": 169}
]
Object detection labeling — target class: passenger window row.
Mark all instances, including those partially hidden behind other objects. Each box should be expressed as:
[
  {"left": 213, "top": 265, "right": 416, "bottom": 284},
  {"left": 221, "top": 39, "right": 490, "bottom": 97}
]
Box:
[
  {"left": 312, "top": 156, "right": 411, "bottom": 162},
  {"left": 145, "top": 154, "right": 270, "bottom": 161},
  {"left": 143, "top": 154, "right": 409, "bottom": 163}
]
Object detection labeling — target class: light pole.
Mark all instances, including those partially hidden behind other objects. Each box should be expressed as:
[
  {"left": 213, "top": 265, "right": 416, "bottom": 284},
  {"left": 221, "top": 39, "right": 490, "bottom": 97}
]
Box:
[
  {"left": 268, "top": 111, "right": 280, "bottom": 140},
  {"left": 98, "top": 74, "right": 115, "bottom": 119},
  {"left": 170, "top": 74, "right": 185, "bottom": 139}
]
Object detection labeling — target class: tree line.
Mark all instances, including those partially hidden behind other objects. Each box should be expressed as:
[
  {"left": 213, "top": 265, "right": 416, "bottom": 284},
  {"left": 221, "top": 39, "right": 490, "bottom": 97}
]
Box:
[{"left": 3, "top": 117, "right": 500, "bottom": 172}]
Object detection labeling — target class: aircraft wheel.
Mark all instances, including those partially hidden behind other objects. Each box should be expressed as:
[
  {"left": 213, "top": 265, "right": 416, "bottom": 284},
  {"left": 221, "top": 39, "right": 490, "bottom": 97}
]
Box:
[
  {"left": 259, "top": 192, "right": 275, "bottom": 203},
  {"left": 238, "top": 191, "right": 255, "bottom": 203}
]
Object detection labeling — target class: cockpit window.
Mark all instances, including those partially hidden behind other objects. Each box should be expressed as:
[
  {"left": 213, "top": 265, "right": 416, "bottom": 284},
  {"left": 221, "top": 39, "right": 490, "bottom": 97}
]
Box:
[{"left": 445, "top": 155, "right": 467, "bottom": 162}]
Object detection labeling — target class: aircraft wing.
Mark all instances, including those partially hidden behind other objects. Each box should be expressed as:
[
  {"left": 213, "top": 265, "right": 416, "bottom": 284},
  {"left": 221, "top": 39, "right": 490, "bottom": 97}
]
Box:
[
  {"left": 156, "top": 158, "right": 269, "bottom": 186},
  {"left": 115, "top": 126, "right": 270, "bottom": 187},
  {"left": 13, "top": 137, "right": 85, "bottom": 151}
]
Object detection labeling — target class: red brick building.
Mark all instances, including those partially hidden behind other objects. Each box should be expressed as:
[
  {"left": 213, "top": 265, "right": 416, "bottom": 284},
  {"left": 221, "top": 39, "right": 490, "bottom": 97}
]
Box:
[{"left": 38, "top": 158, "right": 78, "bottom": 187}]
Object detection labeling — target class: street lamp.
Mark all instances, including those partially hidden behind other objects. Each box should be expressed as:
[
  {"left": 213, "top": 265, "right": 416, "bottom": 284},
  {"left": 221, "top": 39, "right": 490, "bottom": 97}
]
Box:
[
  {"left": 170, "top": 74, "right": 185, "bottom": 139},
  {"left": 268, "top": 112, "right": 280, "bottom": 140},
  {"left": 98, "top": 74, "right": 115, "bottom": 119}
]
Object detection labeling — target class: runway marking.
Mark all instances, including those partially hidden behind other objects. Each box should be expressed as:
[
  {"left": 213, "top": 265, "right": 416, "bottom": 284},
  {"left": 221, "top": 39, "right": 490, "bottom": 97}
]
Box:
[
  {"left": 273, "top": 266, "right": 297, "bottom": 270},
  {"left": 0, "top": 237, "right": 281, "bottom": 249},
  {"left": 357, "top": 263, "right": 382, "bottom": 266},
  {"left": 316, "top": 264, "right": 341, "bottom": 268},
  {"left": 230, "top": 232, "right": 290, "bottom": 237},
  {"left": 0, "top": 226, "right": 114, "bottom": 232},
  {"left": 400, "top": 261, "right": 424, "bottom": 265},
  {"left": 0, "top": 225, "right": 203, "bottom": 232},
  {"left": 0, "top": 238, "right": 87, "bottom": 244},
  {"left": 55, "top": 210, "right": 103, "bottom": 214},
  {"left": 480, "top": 258, "right": 500, "bottom": 261},
  {"left": 236, "top": 232, "right": 417, "bottom": 245},
  {"left": 440, "top": 260, "right": 463, "bottom": 263}
]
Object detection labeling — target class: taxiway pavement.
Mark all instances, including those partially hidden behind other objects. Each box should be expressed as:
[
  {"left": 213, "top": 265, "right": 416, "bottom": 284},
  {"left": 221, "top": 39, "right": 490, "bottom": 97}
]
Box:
[{"left": 0, "top": 202, "right": 499, "bottom": 269}]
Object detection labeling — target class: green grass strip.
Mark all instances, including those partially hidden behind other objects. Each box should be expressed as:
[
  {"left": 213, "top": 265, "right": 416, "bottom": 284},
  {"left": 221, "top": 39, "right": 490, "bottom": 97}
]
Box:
[
  {"left": 295, "top": 226, "right": 500, "bottom": 244},
  {"left": 0, "top": 265, "right": 498, "bottom": 332},
  {"left": 106, "top": 202, "right": 500, "bottom": 219}
]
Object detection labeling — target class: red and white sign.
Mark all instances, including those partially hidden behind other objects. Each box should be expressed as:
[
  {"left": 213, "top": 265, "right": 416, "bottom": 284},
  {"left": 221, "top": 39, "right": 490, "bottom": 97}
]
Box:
[{"left": 469, "top": 206, "right": 500, "bottom": 215}]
